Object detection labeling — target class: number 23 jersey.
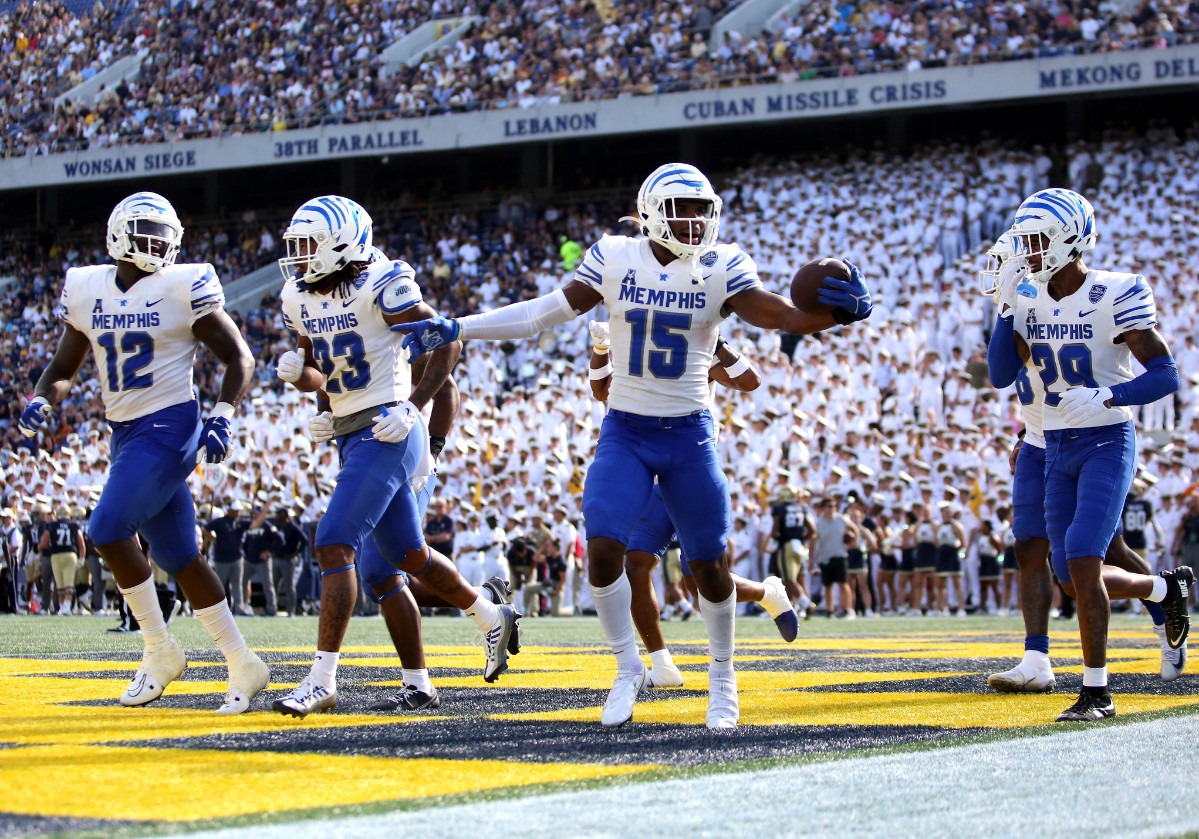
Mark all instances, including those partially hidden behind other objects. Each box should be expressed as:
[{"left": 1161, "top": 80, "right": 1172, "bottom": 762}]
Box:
[
  {"left": 280, "top": 257, "right": 422, "bottom": 418},
  {"left": 574, "top": 234, "right": 761, "bottom": 417},
  {"left": 56, "top": 262, "right": 223, "bottom": 422},
  {"left": 1012, "top": 269, "right": 1157, "bottom": 431}
]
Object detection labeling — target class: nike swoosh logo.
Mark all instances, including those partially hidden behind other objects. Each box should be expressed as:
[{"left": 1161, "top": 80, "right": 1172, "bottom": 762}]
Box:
[
  {"left": 1078, "top": 309, "right": 1096, "bottom": 317},
  {"left": 1096, "top": 441, "right": 1114, "bottom": 447},
  {"left": 153, "top": 423, "right": 169, "bottom": 428},
  {"left": 146, "top": 298, "right": 163, "bottom": 307},
  {"left": 342, "top": 299, "right": 356, "bottom": 308}
]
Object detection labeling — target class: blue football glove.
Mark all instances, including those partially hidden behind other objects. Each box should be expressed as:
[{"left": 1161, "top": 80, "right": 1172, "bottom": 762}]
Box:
[
  {"left": 18, "top": 396, "right": 50, "bottom": 438},
  {"left": 817, "top": 258, "right": 873, "bottom": 324},
  {"left": 197, "top": 403, "right": 235, "bottom": 464},
  {"left": 390, "top": 317, "right": 460, "bottom": 363}
]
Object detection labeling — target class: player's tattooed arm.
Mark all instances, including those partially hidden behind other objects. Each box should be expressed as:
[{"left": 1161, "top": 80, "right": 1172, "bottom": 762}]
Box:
[
  {"left": 415, "top": 354, "right": 459, "bottom": 457},
  {"left": 389, "top": 301, "right": 461, "bottom": 410},
  {"left": 193, "top": 310, "right": 255, "bottom": 410},
  {"left": 33, "top": 324, "right": 92, "bottom": 406},
  {"left": 1120, "top": 327, "right": 1171, "bottom": 364}
]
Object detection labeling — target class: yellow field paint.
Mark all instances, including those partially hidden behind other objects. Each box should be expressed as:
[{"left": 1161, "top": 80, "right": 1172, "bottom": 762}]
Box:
[
  {"left": 504, "top": 688, "right": 1196, "bottom": 729},
  {"left": 0, "top": 744, "right": 658, "bottom": 821}
]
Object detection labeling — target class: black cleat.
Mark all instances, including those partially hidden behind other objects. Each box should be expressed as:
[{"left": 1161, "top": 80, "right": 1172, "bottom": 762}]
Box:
[
  {"left": 1056, "top": 690, "right": 1115, "bottom": 722},
  {"left": 1161, "top": 567, "right": 1193, "bottom": 650},
  {"left": 369, "top": 684, "right": 441, "bottom": 712},
  {"left": 482, "top": 576, "right": 521, "bottom": 655}
]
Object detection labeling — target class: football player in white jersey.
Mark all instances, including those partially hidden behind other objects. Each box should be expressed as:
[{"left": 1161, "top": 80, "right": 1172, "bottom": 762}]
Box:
[
  {"left": 988, "top": 188, "right": 1190, "bottom": 721},
  {"left": 395, "top": 163, "right": 872, "bottom": 729},
  {"left": 18, "top": 192, "right": 270, "bottom": 713},
  {"left": 984, "top": 231, "right": 1188, "bottom": 693},
  {"left": 587, "top": 321, "right": 799, "bottom": 688},
  {"left": 271, "top": 197, "right": 518, "bottom": 717}
]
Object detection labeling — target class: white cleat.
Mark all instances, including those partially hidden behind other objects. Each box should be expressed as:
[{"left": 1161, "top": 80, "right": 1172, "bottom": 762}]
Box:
[
  {"left": 760, "top": 576, "right": 800, "bottom": 642},
  {"left": 119, "top": 635, "right": 186, "bottom": 707},
  {"left": 272, "top": 674, "right": 337, "bottom": 718},
  {"left": 648, "top": 660, "right": 685, "bottom": 688},
  {"left": 217, "top": 649, "right": 271, "bottom": 714},
  {"left": 987, "top": 664, "right": 1056, "bottom": 693},
  {"left": 483, "top": 604, "right": 520, "bottom": 683},
  {"left": 1156, "top": 625, "right": 1187, "bottom": 682},
  {"left": 707, "top": 668, "right": 739, "bottom": 730},
  {"left": 601, "top": 664, "right": 647, "bottom": 727}
]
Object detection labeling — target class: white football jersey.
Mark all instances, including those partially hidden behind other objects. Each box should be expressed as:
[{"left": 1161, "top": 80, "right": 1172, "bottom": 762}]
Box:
[
  {"left": 56, "top": 263, "right": 223, "bottom": 422},
  {"left": 1013, "top": 270, "right": 1157, "bottom": 431},
  {"left": 280, "top": 256, "right": 422, "bottom": 418},
  {"left": 574, "top": 235, "right": 761, "bottom": 416},
  {"left": 1013, "top": 363, "right": 1047, "bottom": 448}
]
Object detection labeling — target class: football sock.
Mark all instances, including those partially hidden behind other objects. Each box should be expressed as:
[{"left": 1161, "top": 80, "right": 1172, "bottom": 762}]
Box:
[
  {"left": 1143, "top": 600, "right": 1166, "bottom": 626},
  {"left": 193, "top": 600, "right": 247, "bottom": 659},
  {"left": 591, "top": 575, "right": 643, "bottom": 672},
  {"left": 477, "top": 586, "right": 495, "bottom": 604},
  {"left": 649, "top": 648, "right": 675, "bottom": 673},
  {"left": 119, "top": 577, "right": 167, "bottom": 647},
  {"left": 402, "top": 668, "right": 433, "bottom": 694},
  {"left": 1082, "top": 665, "right": 1108, "bottom": 689},
  {"left": 1145, "top": 577, "right": 1168, "bottom": 603},
  {"left": 465, "top": 594, "right": 501, "bottom": 630},
  {"left": 1024, "top": 634, "right": 1050, "bottom": 655},
  {"left": 312, "top": 651, "right": 339, "bottom": 688},
  {"left": 698, "top": 589, "right": 736, "bottom": 673}
]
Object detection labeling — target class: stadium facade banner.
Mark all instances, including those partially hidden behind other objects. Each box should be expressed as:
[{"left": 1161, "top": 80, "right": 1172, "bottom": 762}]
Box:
[{"left": 5, "top": 43, "right": 1199, "bottom": 190}]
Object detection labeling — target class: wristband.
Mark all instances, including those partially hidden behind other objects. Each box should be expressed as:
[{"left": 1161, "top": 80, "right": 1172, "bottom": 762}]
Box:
[
  {"left": 429, "top": 435, "right": 446, "bottom": 458},
  {"left": 210, "top": 401, "right": 236, "bottom": 420},
  {"left": 592, "top": 345, "right": 609, "bottom": 356},
  {"left": 723, "top": 357, "right": 749, "bottom": 378},
  {"left": 589, "top": 362, "right": 613, "bottom": 380},
  {"left": 1016, "top": 428, "right": 1026, "bottom": 440}
]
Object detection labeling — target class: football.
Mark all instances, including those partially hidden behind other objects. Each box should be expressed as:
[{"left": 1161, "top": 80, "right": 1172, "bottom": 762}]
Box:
[{"left": 790, "top": 257, "right": 851, "bottom": 314}]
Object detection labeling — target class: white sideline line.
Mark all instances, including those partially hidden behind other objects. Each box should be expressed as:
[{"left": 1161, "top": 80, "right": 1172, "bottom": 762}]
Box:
[{"left": 179, "top": 713, "right": 1199, "bottom": 839}]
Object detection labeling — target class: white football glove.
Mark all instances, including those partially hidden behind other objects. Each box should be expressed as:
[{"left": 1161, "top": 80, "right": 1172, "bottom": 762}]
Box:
[
  {"left": 372, "top": 400, "right": 419, "bottom": 444},
  {"left": 308, "top": 410, "right": 334, "bottom": 443},
  {"left": 995, "top": 257, "right": 1030, "bottom": 315},
  {"left": 276, "top": 347, "right": 307, "bottom": 383},
  {"left": 411, "top": 456, "right": 437, "bottom": 495},
  {"left": 1058, "top": 387, "right": 1114, "bottom": 427},
  {"left": 588, "top": 320, "right": 610, "bottom": 354}
]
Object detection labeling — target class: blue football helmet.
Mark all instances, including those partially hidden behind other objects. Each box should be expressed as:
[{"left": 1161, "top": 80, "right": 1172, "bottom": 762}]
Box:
[
  {"left": 106, "top": 192, "right": 183, "bottom": 272},
  {"left": 1009, "top": 188, "right": 1097, "bottom": 284},
  {"left": 635, "top": 163, "right": 722, "bottom": 260},
  {"left": 278, "top": 195, "right": 373, "bottom": 291}
]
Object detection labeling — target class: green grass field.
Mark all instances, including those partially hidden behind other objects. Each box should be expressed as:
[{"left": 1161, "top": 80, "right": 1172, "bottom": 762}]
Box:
[{"left": 2, "top": 612, "right": 1196, "bottom": 838}]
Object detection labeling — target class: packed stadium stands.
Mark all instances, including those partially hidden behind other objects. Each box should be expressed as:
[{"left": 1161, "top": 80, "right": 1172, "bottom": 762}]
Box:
[{"left": 4, "top": 0, "right": 1198, "bottom": 156}]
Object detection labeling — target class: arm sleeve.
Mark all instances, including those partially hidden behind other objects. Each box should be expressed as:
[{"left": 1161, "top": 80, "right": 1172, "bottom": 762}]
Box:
[
  {"left": 986, "top": 315, "right": 1021, "bottom": 388},
  {"left": 457, "top": 288, "right": 577, "bottom": 341},
  {"left": 1108, "top": 354, "right": 1179, "bottom": 407}
]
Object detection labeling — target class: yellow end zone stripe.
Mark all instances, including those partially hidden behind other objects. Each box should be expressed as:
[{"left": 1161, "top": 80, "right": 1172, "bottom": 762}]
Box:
[{"left": 0, "top": 745, "right": 659, "bottom": 821}]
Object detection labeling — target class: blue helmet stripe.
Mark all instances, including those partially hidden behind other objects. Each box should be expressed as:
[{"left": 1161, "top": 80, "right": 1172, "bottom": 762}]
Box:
[
  {"left": 301, "top": 203, "right": 334, "bottom": 229},
  {"left": 650, "top": 167, "right": 703, "bottom": 190}
]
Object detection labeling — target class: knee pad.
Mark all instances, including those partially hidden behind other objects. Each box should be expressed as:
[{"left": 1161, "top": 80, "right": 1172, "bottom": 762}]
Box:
[
  {"left": 369, "top": 572, "right": 410, "bottom": 603},
  {"left": 320, "top": 563, "right": 357, "bottom": 578}
]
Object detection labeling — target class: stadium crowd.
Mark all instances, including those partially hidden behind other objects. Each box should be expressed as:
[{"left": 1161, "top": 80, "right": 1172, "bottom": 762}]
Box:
[
  {"left": 3, "top": 122, "right": 1199, "bottom": 621},
  {"left": 5, "top": 0, "right": 1199, "bottom": 156}
]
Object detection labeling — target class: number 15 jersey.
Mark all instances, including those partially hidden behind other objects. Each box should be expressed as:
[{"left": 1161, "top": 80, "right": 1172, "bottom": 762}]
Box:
[
  {"left": 1012, "top": 269, "right": 1157, "bottom": 432},
  {"left": 573, "top": 234, "right": 761, "bottom": 417},
  {"left": 56, "top": 263, "right": 223, "bottom": 422}
]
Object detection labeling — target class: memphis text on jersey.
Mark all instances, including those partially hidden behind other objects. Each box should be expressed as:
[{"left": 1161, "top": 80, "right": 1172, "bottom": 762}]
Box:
[
  {"left": 90, "top": 298, "right": 161, "bottom": 330},
  {"left": 299, "top": 302, "right": 359, "bottom": 335},
  {"left": 618, "top": 272, "right": 707, "bottom": 310}
]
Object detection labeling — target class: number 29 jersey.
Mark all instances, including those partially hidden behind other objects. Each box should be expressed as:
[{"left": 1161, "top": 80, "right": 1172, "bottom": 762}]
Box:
[
  {"left": 280, "top": 256, "right": 423, "bottom": 418},
  {"left": 1012, "top": 269, "right": 1157, "bottom": 432},
  {"left": 573, "top": 234, "right": 762, "bottom": 417},
  {"left": 56, "top": 262, "right": 224, "bottom": 422}
]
